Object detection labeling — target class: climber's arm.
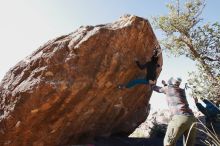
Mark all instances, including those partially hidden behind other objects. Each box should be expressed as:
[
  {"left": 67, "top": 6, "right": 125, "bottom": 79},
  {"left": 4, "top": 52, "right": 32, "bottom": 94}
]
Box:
[
  {"left": 152, "top": 85, "right": 165, "bottom": 93},
  {"left": 135, "top": 61, "right": 148, "bottom": 70}
]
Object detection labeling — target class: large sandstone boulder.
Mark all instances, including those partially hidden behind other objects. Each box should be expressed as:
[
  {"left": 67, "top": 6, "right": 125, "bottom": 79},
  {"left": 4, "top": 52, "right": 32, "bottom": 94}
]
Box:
[{"left": 0, "top": 15, "right": 162, "bottom": 146}]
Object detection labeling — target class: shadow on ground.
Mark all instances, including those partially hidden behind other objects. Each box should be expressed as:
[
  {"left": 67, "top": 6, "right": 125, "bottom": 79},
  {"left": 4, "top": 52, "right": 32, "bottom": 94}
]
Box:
[
  {"left": 67, "top": 136, "right": 205, "bottom": 146},
  {"left": 94, "top": 136, "right": 203, "bottom": 146},
  {"left": 94, "top": 137, "right": 163, "bottom": 146},
  {"left": 66, "top": 137, "right": 167, "bottom": 146},
  {"left": 94, "top": 136, "right": 170, "bottom": 146}
]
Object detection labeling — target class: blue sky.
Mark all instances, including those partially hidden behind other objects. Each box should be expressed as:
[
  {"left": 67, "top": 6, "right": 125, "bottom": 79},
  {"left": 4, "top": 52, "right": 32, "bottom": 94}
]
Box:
[{"left": 0, "top": 0, "right": 219, "bottom": 109}]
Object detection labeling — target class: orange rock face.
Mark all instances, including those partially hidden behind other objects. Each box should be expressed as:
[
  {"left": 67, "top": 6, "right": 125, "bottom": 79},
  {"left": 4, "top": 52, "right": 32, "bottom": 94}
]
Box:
[{"left": 0, "top": 15, "right": 162, "bottom": 146}]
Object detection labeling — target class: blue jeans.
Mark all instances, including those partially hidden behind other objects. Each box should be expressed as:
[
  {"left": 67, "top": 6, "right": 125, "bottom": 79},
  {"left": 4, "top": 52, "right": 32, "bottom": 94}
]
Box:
[{"left": 125, "top": 78, "right": 149, "bottom": 88}]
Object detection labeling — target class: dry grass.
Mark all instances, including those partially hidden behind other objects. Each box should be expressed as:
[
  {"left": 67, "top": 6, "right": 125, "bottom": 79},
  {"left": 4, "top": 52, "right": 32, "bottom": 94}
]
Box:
[{"left": 185, "top": 119, "right": 220, "bottom": 146}]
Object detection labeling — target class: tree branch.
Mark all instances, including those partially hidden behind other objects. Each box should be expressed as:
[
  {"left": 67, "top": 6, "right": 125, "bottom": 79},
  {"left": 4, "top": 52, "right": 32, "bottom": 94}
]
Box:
[
  {"left": 202, "top": 56, "right": 219, "bottom": 62},
  {"left": 176, "top": 36, "right": 217, "bottom": 82}
]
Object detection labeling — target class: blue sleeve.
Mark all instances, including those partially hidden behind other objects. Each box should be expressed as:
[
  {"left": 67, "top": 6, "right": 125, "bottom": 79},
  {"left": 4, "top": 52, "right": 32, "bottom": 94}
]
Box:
[
  {"left": 196, "top": 103, "right": 208, "bottom": 116},
  {"left": 203, "top": 99, "right": 212, "bottom": 106},
  {"left": 204, "top": 99, "right": 220, "bottom": 116}
]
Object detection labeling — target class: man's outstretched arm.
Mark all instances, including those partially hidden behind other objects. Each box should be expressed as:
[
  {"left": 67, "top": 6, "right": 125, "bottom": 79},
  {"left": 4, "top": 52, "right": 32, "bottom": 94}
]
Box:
[{"left": 152, "top": 85, "right": 165, "bottom": 93}]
